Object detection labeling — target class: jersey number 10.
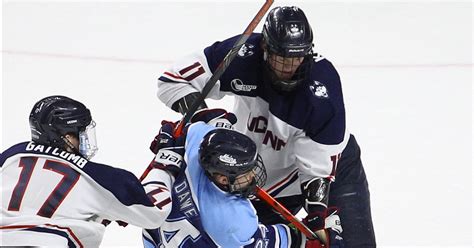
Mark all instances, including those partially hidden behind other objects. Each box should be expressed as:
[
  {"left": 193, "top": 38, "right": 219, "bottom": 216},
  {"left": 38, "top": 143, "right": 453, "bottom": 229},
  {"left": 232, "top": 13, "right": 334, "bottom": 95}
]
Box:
[{"left": 7, "top": 157, "right": 80, "bottom": 218}]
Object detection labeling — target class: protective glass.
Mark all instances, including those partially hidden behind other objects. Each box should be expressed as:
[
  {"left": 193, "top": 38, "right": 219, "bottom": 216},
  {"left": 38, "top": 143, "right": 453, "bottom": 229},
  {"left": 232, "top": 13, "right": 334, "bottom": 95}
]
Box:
[{"left": 79, "top": 120, "right": 98, "bottom": 159}]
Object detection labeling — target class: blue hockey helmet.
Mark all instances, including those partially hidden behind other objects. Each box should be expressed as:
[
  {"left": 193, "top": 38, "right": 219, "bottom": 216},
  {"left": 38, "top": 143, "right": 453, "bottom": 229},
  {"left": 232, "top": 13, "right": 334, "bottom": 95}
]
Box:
[
  {"left": 29, "top": 95, "right": 98, "bottom": 159},
  {"left": 199, "top": 128, "right": 266, "bottom": 197},
  {"left": 262, "top": 6, "right": 314, "bottom": 92}
]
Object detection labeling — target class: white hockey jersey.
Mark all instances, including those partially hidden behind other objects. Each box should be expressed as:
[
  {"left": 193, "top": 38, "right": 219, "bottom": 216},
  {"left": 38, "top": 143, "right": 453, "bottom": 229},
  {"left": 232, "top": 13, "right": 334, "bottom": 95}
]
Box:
[
  {"left": 157, "top": 33, "right": 349, "bottom": 199},
  {"left": 1, "top": 141, "right": 171, "bottom": 247}
]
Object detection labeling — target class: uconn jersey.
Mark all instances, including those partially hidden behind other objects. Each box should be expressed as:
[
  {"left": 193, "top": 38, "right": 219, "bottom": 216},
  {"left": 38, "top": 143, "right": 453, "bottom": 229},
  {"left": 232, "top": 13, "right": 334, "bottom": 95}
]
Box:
[
  {"left": 157, "top": 33, "right": 350, "bottom": 199},
  {"left": 0, "top": 142, "right": 169, "bottom": 247},
  {"left": 142, "top": 122, "right": 300, "bottom": 248}
]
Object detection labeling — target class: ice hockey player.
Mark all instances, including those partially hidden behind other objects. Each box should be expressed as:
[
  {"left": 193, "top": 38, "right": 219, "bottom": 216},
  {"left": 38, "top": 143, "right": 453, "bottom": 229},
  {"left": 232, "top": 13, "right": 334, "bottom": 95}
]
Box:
[
  {"left": 141, "top": 108, "right": 344, "bottom": 247},
  {"left": 0, "top": 95, "right": 172, "bottom": 247},
  {"left": 155, "top": 6, "right": 375, "bottom": 247}
]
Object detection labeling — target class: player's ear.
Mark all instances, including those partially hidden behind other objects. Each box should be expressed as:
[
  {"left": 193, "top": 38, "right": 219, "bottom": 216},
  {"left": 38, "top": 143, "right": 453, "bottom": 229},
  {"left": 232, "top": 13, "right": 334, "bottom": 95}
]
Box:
[{"left": 63, "top": 133, "right": 79, "bottom": 152}]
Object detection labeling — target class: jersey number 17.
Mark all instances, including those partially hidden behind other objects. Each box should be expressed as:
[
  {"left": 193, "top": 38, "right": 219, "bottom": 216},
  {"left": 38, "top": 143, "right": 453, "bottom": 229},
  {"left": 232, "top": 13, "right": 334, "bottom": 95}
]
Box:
[{"left": 7, "top": 157, "right": 80, "bottom": 218}]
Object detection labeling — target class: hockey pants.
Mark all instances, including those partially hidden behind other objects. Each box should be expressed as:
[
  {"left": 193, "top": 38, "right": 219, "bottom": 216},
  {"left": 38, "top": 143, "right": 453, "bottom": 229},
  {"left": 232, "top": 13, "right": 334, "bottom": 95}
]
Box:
[{"left": 252, "top": 134, "right": 376, "bottom": 247}]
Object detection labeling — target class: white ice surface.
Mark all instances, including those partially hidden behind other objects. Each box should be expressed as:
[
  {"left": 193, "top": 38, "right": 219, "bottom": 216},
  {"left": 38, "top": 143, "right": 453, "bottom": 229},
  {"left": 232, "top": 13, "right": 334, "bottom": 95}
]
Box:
[{"left": 2, "top": 1, "right": 472, "bottom": 247}]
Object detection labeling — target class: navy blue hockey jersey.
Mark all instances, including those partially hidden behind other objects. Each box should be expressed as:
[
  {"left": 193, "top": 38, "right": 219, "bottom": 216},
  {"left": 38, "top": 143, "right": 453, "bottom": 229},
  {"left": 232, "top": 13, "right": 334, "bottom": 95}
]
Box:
[{"left": 157, "top": 33, "right": 349, "bottom": 199}]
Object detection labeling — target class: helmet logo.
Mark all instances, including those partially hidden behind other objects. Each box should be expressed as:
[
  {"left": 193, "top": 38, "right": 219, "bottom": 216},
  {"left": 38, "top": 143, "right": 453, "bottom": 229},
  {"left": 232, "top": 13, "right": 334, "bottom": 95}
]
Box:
[
  {"left": 289, "top": 23, "right": 305, "bottom": 39},
  {"left": 288, "top": 48, "right": 304, "bottom": 53},
  {"left": 231, "top": 79, "right": 257, "bottom": 92},
  {"left": 237, "top": 43, "right": 255, "bottom": 58},
  {"left": 67, "top": 120, "right": 78, "bottom": 124},
  {"left": 290, "top": 24, "right": 300, "bottom": 33},
  {"left": 219, "top": 154, "right": 237, "bottom": 165},
  {"left": 309, "top": 81, "right": 329, "bottom": 99}
]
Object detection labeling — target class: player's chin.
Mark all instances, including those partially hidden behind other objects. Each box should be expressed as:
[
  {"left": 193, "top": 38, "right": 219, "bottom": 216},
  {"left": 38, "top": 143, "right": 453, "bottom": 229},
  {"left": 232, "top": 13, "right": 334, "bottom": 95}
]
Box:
[{"left": 277, "top": 72, "right": 295, "bottom": 80}]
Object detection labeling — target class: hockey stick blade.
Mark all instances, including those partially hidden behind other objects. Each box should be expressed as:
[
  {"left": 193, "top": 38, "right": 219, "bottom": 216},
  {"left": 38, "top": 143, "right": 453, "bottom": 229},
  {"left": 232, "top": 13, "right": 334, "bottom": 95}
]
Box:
[
  {"left": 173, "top": 0, "right": 274, "bottom": 137},
  {"left": 255, "top": 186, "right": 324, "bottom": 242}
]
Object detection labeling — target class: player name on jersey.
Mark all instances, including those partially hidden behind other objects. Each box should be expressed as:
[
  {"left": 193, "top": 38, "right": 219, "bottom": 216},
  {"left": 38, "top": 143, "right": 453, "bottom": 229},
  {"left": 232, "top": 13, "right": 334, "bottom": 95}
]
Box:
[
  {"left": 174, "top": 180, "right": 198, "bottom": 218},
  {"left": 25, "top": 142, "right": 88, "bottom": 168}
]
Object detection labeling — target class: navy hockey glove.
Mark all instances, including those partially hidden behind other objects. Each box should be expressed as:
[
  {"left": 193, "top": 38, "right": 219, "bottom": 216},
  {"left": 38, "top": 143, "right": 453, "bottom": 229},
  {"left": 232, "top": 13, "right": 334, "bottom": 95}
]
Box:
[
  {"left": 190, "top": 108, "right": 237, "bottom": 129},
  {"left": 149, "top": 120, "right": 186, "bottom": 178},
  {"left": 303, "top": 207, "right": 344, "bottom": 248}
]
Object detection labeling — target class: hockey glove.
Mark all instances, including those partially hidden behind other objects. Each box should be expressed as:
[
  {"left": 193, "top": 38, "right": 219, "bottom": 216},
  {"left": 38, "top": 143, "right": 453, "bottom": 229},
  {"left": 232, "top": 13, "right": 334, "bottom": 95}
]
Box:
[
  {"left": 150, "top": 120, "right": 185, "bottom": 154},
  {"left": 303, "top": 207, "right": 344, "bottom": 248},
  {"left": 190, "top": 108, "right": 237, "bottom": 129},
  {"left": 149, "top": 120, "right": 186, "bottom": 178}
]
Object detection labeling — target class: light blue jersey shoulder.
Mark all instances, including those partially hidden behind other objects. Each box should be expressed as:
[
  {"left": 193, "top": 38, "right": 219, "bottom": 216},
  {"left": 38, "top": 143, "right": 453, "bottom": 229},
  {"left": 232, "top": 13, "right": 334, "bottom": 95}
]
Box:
[{"left": 185, "top": 122, "right": 259, "bottom": 248}]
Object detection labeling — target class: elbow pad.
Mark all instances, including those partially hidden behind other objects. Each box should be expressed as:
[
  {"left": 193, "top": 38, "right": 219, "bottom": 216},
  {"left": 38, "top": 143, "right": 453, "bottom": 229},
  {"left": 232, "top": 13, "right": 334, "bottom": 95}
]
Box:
[
  {"left": 301, "top": 177, "right": 331, "bottom": 213},
  {"left": 171, "top": 92, "right": 208, "bottom": 115}
]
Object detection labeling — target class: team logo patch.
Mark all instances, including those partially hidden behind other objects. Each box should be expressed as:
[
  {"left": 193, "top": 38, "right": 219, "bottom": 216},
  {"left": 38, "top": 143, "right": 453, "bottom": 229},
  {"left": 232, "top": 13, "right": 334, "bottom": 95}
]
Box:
[
  {"left": 219, "top": 154, "right": 237, "bottom": 165},
  {"left": 290, "top": 24, "right": 300, "bottom": 33},
  {"left": 237, "top": 43, "right": 254, "bottom": 58},
  {"left": 309, "top": 81, "right": 329, "bottom": 99},
  {"left": 231, "top": 78, "right": 257, "bottom": 92}
]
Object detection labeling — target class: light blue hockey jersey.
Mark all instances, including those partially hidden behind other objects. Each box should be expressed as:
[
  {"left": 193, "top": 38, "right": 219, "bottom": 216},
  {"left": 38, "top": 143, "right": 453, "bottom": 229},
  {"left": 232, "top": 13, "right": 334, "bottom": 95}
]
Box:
[{"left": 143, "top": 122, "right": 299, "bottom": 248}]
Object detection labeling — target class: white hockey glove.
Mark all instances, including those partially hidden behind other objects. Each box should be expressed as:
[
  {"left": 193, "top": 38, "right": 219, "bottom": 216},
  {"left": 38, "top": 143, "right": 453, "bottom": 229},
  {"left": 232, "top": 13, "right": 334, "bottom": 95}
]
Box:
[
  {"left": 190, "top": 108, "right": 237, "bottom": 129},
  {"left": 149, "top": 120, "right": 185, "bottom": 178},
  {"left": 303, "top": 207, "right": 344, "bottom": 247}
]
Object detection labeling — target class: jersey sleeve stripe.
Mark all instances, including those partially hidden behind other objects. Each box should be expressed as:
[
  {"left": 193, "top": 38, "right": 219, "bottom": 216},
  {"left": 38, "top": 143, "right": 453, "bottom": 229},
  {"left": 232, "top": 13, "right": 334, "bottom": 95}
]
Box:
[
  {"left": 25, "top": 227, "right": 77, "bottom": 248},
  {"left": 266, "top": 169, "right": 299, "bottom": 196},
  {"left": 160, "top": 72, "right": 189, "bottom": 84},
  {"left": 178, "top": 62, "right": 201, "bottom": 75},
  {"left": 1, "top": 224, "right": 83, "bottom": 248},
  {"left": 163, "top": 71, "right": 185, "bottom": 80},
  {"left": 158, "top": 76, "right": 179, "bottom": 83},
  {"left": 142, "top": 181, "right": 167, "bottom": 187}
]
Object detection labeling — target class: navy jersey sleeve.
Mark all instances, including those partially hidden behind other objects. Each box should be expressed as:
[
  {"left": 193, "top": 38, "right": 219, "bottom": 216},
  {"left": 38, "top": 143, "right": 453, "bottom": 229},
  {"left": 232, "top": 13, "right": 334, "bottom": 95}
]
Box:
[
  {"left": 79, "top": 161, "right": 170, "bottom": 229},
  {"left": 306, "top": 59, "right": 346, "bottom": 144},
  {"left": 293, "top": 57, "right": 350, "bottom": 182}
]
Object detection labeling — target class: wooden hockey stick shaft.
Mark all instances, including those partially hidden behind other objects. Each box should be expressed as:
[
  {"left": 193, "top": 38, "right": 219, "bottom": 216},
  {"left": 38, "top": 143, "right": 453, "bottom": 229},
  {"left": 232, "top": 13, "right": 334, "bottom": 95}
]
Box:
[
  {"left": 173, "top": 0, "right": 274, "bottom": 137},
  {"left": 255, "top": 186, "right": 325, "bottom": 242}
]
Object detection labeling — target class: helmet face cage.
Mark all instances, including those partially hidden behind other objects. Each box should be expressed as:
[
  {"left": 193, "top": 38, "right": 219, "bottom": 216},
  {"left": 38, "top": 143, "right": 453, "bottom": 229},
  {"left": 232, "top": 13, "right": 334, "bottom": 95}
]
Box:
[
  {"left": 227, "top": 154, "right": 266, "bottom": 198},
  {"left": 262, "top": 6, "right": 314, "bottom": 92},
  {"left": 199, "top": 129, "right": 267, "bottom": 198},
  {"left": 263, "top": 52, "right": 313, "bottom": 92}
]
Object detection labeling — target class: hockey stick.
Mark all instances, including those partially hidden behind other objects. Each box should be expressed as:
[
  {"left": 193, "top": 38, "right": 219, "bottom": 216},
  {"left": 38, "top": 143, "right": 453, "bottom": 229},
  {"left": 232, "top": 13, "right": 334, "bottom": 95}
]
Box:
[
  {"left": 140, "top": 0, "right": 273, "bottom": 181},
  {"left": 173, "top": 0, "right": 274, "bottom": 137},
  {"left": 255, "top": 186, "right": 326, "bottom": 243}
]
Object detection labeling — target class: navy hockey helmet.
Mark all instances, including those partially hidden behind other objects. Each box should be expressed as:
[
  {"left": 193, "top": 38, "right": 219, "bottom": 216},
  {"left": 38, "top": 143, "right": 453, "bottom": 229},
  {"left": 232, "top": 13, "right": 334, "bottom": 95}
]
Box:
[
  {"left": 29, "top": 95, "right": 98, "bottom": 159},
  {"left": 199, "top": 129, "right": 266, "bottom": 197},
  {"left": 262, "top": 6, "right": 314, "bottom": 92}
]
